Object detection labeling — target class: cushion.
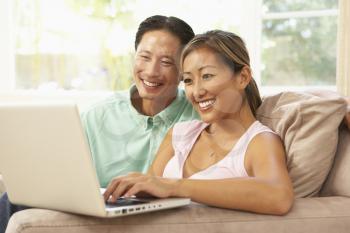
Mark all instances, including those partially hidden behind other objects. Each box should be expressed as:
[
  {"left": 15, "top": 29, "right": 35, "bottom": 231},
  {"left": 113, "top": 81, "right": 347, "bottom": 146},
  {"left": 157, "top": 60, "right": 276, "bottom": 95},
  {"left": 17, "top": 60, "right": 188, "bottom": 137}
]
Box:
[
  {"left": 320, "top": 125, "right": 350, "bottom": 197},
  {"left": 256, "top": 92, "right": 346, "bottom": 198}
]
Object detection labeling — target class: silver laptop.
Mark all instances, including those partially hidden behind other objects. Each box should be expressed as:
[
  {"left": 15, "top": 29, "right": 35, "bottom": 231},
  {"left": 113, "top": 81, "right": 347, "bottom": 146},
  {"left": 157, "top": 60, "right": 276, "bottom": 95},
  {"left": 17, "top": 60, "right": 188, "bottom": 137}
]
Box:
[{"left": 0, "top": 103, "right": 190, "bottom": 217}]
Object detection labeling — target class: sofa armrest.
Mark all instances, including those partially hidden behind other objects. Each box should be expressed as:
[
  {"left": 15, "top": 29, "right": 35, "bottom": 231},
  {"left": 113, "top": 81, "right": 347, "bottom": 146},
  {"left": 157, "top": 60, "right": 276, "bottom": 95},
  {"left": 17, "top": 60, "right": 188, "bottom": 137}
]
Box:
[{"left": 6, "top": 197, "right": 350, "bottom": 233}]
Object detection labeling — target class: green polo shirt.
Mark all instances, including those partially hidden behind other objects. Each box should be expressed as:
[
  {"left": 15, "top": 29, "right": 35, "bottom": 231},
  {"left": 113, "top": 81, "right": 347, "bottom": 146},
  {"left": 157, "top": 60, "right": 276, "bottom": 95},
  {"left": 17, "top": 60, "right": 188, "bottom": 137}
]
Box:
[{"left": 81, "top": 86, "right": 198, "bottom": 188}]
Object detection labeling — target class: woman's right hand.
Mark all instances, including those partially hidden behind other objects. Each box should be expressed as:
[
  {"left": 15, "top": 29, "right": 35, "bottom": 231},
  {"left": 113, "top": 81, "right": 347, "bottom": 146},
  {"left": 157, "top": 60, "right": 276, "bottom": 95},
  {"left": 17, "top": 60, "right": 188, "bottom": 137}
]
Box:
[{"left": 103, "top": 172, "right": 181, "bottom": 203}]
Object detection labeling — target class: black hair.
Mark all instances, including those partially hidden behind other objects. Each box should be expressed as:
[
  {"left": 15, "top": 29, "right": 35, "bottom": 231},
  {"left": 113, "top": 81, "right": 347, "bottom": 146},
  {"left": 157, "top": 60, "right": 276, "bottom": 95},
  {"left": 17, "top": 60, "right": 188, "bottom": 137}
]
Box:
[{"left": 135, "top": 15, "right": 194, "bottom": 50}]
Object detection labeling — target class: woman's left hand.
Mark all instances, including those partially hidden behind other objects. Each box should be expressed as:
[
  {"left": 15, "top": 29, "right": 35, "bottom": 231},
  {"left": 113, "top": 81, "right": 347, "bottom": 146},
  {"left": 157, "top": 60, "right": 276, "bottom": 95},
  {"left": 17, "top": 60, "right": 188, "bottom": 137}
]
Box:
[{"left": 103, "top": 172, "right": 180, "bottom": 203}]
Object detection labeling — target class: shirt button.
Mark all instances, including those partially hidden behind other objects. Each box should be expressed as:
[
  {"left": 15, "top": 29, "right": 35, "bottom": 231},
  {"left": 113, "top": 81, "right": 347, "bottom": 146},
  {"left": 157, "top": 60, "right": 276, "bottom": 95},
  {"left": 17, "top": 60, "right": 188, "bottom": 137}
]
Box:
[{"left": 147, "top": 117, "right": 153, "bottom": 127}]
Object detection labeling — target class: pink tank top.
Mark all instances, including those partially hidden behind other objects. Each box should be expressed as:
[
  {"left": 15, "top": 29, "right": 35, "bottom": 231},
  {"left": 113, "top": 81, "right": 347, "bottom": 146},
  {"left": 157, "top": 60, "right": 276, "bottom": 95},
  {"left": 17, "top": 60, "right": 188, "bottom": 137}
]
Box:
[{"left": 162, "top": 120, "right": 275, "bottom": 179}]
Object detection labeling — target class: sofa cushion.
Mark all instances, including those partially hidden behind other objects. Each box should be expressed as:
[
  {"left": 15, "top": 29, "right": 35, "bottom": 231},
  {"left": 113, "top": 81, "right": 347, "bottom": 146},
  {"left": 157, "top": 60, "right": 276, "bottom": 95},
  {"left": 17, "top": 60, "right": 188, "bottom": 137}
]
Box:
[
  {"left": 6, "top": 198, "right": 350, "bottom": 233},
  {"left": 256, "top": 92, "right": 346, "bottom": 198},
  {"left": 320, "top": 125, "right": 350, "bottom": 197}
]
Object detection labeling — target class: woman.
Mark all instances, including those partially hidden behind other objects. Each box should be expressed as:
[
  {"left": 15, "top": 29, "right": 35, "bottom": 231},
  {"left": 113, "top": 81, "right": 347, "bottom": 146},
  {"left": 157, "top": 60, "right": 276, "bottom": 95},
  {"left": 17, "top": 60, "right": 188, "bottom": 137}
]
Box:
[{"left": 103, "top": 30, "right": 295, "bottom": 215}]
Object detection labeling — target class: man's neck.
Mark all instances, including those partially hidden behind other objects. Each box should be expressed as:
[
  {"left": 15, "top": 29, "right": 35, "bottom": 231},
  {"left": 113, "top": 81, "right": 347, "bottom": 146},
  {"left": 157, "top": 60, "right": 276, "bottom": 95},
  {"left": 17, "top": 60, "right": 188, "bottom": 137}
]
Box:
[{"left": 131, "top": 91, "right": 177, "bottom": 117}]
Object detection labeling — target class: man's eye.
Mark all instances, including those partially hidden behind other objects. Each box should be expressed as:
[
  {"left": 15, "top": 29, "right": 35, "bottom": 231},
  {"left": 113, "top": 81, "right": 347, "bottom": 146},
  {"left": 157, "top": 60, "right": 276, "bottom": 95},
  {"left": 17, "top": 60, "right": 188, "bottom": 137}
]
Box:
[
  {"left": 140, "top": 55, "right": 150, "bottom": 60},
  {"left": 161, "top": 60, "right": 173, "bottom": 66}
]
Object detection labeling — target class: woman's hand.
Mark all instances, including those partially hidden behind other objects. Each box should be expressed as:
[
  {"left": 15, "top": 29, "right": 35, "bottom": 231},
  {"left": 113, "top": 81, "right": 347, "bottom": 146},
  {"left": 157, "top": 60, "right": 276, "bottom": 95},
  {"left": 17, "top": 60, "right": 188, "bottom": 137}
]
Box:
[{"left": 103, "top": 172, "right": 180, "bottom": 203}]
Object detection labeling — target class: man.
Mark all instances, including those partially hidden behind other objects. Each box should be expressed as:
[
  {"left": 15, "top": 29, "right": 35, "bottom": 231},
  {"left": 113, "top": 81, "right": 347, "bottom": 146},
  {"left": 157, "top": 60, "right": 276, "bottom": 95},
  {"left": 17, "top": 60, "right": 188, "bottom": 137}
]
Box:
[{"left": 0, "top": 15, "right": 198, "bottom": 233}]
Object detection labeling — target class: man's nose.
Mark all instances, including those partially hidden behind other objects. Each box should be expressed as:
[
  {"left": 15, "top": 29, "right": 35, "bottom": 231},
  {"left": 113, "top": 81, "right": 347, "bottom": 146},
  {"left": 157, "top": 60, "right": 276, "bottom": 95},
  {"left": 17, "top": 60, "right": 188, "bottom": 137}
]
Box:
[{"left": 144, "top": 60, "right": 161, "bottom": 77}]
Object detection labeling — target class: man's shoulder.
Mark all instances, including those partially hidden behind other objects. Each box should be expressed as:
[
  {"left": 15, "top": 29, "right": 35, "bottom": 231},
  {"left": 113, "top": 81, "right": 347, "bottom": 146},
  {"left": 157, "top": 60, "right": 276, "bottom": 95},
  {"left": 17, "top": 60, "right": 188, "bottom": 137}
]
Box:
[{"left": 81, "top": 90, "right": 130, "bottom": 119}]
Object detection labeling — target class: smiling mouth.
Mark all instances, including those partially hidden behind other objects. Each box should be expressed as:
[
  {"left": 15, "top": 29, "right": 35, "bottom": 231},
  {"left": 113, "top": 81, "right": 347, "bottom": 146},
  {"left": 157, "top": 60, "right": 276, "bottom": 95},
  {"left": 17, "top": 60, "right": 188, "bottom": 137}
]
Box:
[
  {"left": 198, "top": 99, "right": 216, "bottom": 110},
  {"left": 142, "top": 79, "right": 162, "bottom": 87}
]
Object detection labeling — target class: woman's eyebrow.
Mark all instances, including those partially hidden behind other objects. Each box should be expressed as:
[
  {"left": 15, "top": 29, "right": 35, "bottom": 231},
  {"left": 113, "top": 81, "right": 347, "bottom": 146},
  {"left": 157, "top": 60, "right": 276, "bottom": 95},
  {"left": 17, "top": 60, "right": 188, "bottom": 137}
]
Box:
[
  {"left": 183, "top": 65, "right": 217, "bottom": 74},
  {"left": 198, "top": 65, "right": 217, "bottom": 71}
]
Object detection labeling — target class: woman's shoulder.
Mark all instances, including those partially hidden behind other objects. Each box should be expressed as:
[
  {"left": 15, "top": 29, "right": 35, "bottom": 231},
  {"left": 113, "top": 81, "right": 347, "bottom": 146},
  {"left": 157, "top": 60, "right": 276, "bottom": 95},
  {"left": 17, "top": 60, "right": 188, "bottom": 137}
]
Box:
[
  {"left": 246, "top": 121, "right": 276, "bottom": 137},
  {"left": 244, "top": 121, "right": 281, "bottom": 153},
  {"left": 172, "top": 120, "right": 207, "bottom": 147},
  {"left": 173, "top": 120, "right": 206, "bottom": 134}
]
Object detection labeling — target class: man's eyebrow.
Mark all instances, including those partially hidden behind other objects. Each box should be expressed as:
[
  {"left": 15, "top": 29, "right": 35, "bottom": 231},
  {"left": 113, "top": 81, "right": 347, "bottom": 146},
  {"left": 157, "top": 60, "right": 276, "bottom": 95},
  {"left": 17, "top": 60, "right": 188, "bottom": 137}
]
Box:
[
  {"left": 138, "top": 50, "right": 151, "bottom": 54},
  {"left": 161, "top": 55, "right": 175, "bottom": 61},
  {"left": 137, "top": 50, "right": 174, "bottom": 61}
]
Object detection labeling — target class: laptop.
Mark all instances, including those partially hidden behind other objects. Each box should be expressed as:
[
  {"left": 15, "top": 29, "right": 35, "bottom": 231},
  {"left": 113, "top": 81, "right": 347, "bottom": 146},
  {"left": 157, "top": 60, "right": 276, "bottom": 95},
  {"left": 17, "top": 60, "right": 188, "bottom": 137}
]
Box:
[{"left": 0, "top": 103, "right": 190, "bottom": 217}]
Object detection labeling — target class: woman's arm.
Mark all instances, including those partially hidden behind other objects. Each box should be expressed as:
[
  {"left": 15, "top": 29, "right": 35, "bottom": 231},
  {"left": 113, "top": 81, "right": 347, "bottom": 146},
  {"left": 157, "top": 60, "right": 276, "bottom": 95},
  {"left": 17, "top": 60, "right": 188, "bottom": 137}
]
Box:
[
  {"left": 171, "top": 132, "right": 294, "bottom": 215},
  {"left": 104, "top": 132, "right": 294, "bottom": 215},
  {"left": 147, "top": 127, "right": 175, "bottom": 176},
  {"left": 103, "top": 128, "right": 175, "bottom": 200}
]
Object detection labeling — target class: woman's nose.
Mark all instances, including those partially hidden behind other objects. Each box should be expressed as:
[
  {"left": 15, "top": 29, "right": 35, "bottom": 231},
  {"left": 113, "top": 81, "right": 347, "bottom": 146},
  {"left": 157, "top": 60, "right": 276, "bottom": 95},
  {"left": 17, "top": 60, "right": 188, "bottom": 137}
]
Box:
[{"left": 193, "top": 82, "right": 206, "bottom": 100}]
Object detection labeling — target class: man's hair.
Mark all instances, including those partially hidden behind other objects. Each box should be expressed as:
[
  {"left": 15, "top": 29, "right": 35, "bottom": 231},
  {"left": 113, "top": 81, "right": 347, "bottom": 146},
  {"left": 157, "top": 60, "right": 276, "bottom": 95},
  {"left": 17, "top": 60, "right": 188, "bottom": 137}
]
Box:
[{"left": 135, "top": 15, "right": 194, "bottom": 50}]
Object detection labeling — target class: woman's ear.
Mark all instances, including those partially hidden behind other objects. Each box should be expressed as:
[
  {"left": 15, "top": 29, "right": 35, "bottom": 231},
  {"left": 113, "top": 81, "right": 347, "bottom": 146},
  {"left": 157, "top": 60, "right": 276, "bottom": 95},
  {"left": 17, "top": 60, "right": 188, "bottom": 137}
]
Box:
[{"left": 237, "top": 66, "right": 252, "bottom": 89}]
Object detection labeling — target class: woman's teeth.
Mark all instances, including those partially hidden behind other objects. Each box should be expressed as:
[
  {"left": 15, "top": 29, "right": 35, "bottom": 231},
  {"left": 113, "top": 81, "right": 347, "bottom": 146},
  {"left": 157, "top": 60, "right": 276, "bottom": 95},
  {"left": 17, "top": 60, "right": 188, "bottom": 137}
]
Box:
[
  {"left": 143, "top": 80, "right": 161, "bottom": 87},
  {"left": 199, "top": 99, "right": 215, "bottom": 109}
]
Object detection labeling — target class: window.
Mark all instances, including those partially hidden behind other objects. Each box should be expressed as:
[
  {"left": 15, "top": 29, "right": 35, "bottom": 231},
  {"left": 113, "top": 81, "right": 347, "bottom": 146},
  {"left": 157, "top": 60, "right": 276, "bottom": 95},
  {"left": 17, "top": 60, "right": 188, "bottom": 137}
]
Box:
[
  {"left": 0, "top": 0, "right": 338, "bottom": 94},
  {"left": 261, "top": 0, "right": 338, "bottom": 88}
]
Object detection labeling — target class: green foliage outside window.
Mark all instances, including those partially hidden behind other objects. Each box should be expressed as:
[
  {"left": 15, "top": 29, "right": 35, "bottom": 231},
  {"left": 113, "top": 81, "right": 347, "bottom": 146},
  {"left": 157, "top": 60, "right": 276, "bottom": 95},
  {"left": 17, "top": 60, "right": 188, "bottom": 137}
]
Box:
[{"left": 261, "top": 0, "right": 338, "bottom": 86}]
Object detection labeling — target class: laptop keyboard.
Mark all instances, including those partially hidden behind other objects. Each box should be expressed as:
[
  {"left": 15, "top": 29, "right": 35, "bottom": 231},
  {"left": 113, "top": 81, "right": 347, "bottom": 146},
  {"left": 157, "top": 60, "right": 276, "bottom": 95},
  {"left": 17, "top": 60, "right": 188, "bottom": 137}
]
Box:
[{"left": 105, "top": 197, "right": 150, "bottom": 207}]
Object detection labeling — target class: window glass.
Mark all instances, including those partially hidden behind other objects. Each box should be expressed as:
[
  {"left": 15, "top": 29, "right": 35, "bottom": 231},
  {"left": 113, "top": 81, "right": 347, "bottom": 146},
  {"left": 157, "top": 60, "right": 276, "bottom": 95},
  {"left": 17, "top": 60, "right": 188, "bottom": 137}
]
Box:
[
  {"left": 261, "top": 16, "right": 337, "bottom": 86},
  {"left": 263, "top": 0, "right": 338, "bottom": 13},
  {"left": 14, "top": 0, "right": 255, "bottom": 91},
  {"left": 261, "top": 0, "right": 338, "bottom": 86}
]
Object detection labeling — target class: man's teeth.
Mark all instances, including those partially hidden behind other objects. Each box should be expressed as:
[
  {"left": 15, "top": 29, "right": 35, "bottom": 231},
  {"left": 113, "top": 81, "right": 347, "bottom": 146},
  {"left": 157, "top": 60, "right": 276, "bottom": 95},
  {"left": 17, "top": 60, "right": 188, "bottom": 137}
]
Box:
[
  {"left": 143, "top": 80, "right": 161, "bottom": 87},
  {"left": 199, "top": 99, "right": 215, "bottom": 109}
]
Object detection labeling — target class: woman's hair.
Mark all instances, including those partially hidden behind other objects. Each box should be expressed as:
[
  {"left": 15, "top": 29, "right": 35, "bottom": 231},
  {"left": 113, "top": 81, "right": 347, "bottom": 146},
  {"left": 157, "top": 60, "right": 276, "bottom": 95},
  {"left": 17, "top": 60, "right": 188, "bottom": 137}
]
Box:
[
  {"left": 180, "top": 30, "right": 262, "bottom": 116},
  {"left": 135, "top": 15, "right": 195, "bottom": 50}
]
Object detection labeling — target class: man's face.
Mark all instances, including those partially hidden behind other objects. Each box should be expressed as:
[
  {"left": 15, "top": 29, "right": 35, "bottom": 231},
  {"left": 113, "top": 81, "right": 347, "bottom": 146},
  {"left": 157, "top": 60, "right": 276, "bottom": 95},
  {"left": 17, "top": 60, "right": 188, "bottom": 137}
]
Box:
[{"left": 133, "top": 30, "right": 182, "bottom": 101}]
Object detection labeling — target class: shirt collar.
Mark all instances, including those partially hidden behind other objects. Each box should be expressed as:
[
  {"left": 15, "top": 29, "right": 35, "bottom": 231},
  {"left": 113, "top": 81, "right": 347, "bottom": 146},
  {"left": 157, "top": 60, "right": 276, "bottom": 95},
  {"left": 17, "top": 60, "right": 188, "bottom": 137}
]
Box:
[{"left": 127, "top": 85, "right": 186, "bottom": 129}]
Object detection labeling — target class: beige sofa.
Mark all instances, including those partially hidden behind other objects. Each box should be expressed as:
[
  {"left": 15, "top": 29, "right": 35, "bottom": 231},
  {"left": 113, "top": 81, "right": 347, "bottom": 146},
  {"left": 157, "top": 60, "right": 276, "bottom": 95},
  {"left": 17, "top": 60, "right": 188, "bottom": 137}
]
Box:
[
  {"left": 1, "top": 92, "right": 350, "bottom": 233},
  {"left": 0, "top": 125, "right": 348, "bottom": 233}
]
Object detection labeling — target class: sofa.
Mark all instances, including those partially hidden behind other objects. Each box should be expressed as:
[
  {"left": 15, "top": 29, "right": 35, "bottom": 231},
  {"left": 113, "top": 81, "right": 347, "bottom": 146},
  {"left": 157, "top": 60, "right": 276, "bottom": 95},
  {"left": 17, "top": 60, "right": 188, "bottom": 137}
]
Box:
[{"left": 1, "top": 91, "right": 350, "bottom": 233}]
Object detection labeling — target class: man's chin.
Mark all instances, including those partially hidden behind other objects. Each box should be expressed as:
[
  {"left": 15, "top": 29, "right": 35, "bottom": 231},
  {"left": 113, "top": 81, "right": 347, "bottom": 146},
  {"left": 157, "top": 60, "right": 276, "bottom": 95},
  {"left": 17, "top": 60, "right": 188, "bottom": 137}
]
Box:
[{"left": 137, "top": 87, "right": 158, "bottom": 98}]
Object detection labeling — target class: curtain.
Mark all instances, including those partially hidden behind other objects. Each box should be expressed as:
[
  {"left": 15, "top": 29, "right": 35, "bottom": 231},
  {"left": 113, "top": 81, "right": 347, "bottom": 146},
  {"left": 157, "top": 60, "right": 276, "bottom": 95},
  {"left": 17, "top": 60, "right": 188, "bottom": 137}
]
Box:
[{"left": 337, "top": 0, "right": 350, "bottom": 96}]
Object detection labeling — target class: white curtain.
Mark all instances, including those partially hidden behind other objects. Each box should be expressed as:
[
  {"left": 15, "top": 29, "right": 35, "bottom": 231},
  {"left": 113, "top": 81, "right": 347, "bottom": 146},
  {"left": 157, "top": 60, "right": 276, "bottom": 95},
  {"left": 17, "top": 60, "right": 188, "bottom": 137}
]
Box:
[{"left": 337, "top": 0, "right": 350, "bottom": 96}]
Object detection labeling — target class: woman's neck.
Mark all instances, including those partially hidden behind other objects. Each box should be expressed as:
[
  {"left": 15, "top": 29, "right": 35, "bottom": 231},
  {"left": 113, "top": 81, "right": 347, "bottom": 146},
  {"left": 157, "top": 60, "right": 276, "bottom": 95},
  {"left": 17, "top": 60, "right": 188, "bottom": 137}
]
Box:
[{"left": 207, "top": 103, "right": 256, "bottom": 138}]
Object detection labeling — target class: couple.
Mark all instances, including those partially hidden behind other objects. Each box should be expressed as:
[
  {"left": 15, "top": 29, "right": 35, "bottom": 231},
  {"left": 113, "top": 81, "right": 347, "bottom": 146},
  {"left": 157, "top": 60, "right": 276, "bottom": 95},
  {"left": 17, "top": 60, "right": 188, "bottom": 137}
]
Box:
[{"left": 1, "top": 15, "right": 294, "bottom": 232}]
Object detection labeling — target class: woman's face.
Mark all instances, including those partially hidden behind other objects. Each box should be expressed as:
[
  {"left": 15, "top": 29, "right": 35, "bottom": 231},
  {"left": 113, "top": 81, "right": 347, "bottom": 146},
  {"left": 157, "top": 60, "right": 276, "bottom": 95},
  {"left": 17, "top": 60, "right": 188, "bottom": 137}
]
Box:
[
  {"left": 182, "top": 47, "right": 244, "bottom": 123},
  {"left": 133, "top": 30, "right": 182, "bottom": 102}
]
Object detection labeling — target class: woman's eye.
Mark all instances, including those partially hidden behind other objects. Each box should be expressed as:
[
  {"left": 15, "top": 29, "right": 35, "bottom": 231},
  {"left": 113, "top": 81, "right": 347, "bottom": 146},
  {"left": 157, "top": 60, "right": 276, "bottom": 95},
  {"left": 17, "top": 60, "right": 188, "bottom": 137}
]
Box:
[
  {"left": 183, "top": 78, "right": 192, "bottom": 84},
  {"left": 203, "top": 74, "right": 214, "bottom": 80}
]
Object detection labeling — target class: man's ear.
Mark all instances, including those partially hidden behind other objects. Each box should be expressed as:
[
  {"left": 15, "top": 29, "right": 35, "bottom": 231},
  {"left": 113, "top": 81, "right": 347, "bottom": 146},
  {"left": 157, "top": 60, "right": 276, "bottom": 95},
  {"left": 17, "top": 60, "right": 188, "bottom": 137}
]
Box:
[{"left": 237, "top": 66, "right": 252, "bottom": 89}]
